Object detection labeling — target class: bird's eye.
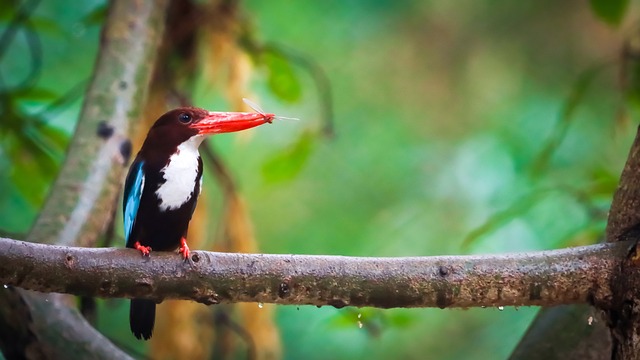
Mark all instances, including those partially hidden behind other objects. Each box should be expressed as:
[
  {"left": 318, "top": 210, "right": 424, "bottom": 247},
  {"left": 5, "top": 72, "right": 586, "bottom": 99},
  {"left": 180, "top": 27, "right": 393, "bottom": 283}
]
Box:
[{"left": 178, "top": 113, "right": 192, "bottom": 123}]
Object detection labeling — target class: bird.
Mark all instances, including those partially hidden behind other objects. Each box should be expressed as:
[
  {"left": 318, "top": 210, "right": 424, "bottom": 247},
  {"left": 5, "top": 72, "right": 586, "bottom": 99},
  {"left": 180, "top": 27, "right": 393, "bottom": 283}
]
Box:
[{"left": 123, "top": 106, "right": 274, "bottom": 340}]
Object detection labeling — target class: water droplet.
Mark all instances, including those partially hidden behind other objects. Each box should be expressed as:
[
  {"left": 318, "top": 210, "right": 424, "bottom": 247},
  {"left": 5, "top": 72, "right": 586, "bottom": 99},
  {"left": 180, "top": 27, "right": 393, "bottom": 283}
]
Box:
[
  {"left": 357, "top": 313, "right": 362, "bottom": 319},
  {"left": 587, "top": 316, "right": 594, "bottom": 326},
  {"left": 497, "top": 306, "right": 504, "bottom": 311},
  {"left": 258, "top": 302, "right": 264, "bottom": 309},
  {"left": 358, "top": 321, "right": 363, "bottom": 329}
]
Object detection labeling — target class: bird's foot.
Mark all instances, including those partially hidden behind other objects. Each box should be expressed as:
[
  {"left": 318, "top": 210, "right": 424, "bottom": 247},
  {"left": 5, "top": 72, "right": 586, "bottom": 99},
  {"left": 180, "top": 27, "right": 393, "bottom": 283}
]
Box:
[
  {"left": 133, "top": 241, "right": 152, "bottom": 257},
  {"left": 179, "top": 237, "right": 190, "bottom": 260}
]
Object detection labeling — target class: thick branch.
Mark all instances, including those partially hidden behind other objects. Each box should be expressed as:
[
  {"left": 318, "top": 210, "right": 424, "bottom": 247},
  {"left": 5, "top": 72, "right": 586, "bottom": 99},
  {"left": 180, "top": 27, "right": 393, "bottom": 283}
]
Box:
[
  {"left": 0, "top": 238, "right": 627, "bottom": 308},
  {"left": 509, "top": 305, "right": 610, "bottom": 360},
  {"left": 604, "top": 43, "right": 640, "bottom": 355},
  {"left": 0, "top": 288, "right": 131, "bottom": 360}
]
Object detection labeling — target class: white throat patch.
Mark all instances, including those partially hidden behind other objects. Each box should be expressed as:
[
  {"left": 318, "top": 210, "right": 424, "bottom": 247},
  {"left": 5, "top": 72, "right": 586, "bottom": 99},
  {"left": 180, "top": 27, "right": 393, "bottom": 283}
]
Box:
[{"left": 156, "top": 135, "right": 204, "bottom": 212}]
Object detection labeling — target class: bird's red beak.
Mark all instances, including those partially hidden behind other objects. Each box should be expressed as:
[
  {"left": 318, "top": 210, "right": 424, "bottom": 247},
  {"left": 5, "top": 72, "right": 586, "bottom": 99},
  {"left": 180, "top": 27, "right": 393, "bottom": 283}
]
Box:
[{"left": 190, "top": 111, "right": 275, "bottom": 135}]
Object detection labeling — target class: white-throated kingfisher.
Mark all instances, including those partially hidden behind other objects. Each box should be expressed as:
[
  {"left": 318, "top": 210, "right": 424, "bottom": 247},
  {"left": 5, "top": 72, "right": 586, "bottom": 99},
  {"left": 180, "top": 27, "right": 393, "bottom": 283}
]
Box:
[{"left": 123, "top": 107, "right": 274, "bottom": 340}]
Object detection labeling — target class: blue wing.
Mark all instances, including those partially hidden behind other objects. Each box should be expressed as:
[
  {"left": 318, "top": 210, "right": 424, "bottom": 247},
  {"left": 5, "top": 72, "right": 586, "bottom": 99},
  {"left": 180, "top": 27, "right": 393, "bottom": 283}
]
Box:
[{"left": 123, "top": 160, "right": 145, "bottom": 246}]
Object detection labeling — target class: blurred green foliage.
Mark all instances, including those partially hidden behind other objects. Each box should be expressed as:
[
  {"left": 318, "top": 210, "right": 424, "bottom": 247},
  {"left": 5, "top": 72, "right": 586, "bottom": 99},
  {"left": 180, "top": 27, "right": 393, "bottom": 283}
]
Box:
[
  {"left": 589, "top": 0, "right": 629, "bottom": 26},
  {"left": 262, "top": 47, "right": 303, "bottom": 103},
  {"left": 261, "top": 131, "right": 315, "bottom": 184},
  {"left": 0, "top": 0, "right": 637, "bottom": 359}
]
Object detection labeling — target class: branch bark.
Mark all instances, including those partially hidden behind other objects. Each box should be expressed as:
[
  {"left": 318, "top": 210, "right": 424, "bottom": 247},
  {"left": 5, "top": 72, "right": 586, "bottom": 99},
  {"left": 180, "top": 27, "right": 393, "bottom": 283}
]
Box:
[
  {"left": 0, "top": 237, "right": 628, "bottom": 309},
  {"left": 604, "top": 123, "right": 640, "bottom": 358}
]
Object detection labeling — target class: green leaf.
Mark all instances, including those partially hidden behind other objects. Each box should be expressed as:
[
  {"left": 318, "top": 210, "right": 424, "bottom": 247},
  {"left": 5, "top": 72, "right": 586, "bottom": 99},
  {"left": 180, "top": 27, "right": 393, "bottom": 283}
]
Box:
[
  {"left": 262, "top": 131, "right": 314, "bottom": 183},
  {"left": 326, "top": 310, "right": 361, "bottom": 329},
  {"left": 29, "top": 16, "right": 66, "bottom": 37},
  {"left": 588, "top": 167, "right": 619, "bottom": 196},
  {"left": 589, "top": 0, "right": 629, "bottom": 26},
  {"left": 27, "top": 121, "right": 69, "bottom": 161},
  {"left": 0, "top": 3, "right": 14, "bottom": 22},
  {"left": 530, "top": 65, "right": 603, "bottom": 176},
  {"left": 0, "top": 97, "right": 68, "bottom": 206},
  {"left": 0, "top": 176, "right": 37, "bottom": 234},
  {"left": 262, "top": 49, "right": 302, "bottom": 103},
  {"left": 387, "top": 311, "right": 416, "bottom": 328},
  {"left": 461, "top": 190, "right": 552, "bottom": 251},
  {"left": 14, "top": 87, "right": 60, "bottom": 102},
  {"left": 5, "top": 133, "right": 55, "bottom": 206},
  {"left": 82, "top": 5, "right": 108, "bottom": 27}
]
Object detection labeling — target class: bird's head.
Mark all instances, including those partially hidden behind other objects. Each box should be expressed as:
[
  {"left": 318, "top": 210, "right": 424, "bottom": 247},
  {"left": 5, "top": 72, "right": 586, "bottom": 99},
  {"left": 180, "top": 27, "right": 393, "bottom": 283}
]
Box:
[{"left": 141, "top": 107, "right": 274, "bottom": 153}]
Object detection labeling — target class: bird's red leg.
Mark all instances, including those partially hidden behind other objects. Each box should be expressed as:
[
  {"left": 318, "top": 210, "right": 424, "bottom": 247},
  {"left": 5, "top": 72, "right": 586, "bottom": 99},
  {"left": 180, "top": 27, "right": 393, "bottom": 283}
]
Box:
[
  {"left": 179, "top": 237, "right": 190, "bottom": 260},
  {"left": 133, "top": 241, "right": 152, "bottom": 257}
]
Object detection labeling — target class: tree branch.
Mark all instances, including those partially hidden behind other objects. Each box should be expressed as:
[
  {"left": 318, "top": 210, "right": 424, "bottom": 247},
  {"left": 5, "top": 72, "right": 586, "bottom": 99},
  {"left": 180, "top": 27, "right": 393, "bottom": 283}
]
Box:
[
  {"left": 0, "top": 237, "right": 628, "bottom": 309},
  {"left": 509, "top": 304, "right": 610, "bottom": 360},
  {"left": 0, "top": 288, "right": 131, "bottom": 360}
]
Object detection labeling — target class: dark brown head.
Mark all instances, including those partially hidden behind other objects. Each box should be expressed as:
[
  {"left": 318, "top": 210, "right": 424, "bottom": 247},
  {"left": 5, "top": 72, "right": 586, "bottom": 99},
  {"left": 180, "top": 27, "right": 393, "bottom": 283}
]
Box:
[{"left": 140, "top": 107, "right": 274, "bottom": 154}]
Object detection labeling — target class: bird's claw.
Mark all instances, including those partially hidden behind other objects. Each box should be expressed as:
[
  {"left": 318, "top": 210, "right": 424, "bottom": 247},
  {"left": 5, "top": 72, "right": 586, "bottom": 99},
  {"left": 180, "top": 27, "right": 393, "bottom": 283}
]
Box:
[
  {"left": 134, "top": 241, "right": 152, "bottom": 257},
  {"left": 179, "top": 237, "right": 190, "bottom": 260}
]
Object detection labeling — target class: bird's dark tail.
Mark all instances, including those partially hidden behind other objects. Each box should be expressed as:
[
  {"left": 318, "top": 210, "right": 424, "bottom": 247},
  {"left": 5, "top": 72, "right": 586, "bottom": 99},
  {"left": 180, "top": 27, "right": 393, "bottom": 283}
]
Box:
[{"left": 130, "top": 299, "right": 156, "bottom": 340}]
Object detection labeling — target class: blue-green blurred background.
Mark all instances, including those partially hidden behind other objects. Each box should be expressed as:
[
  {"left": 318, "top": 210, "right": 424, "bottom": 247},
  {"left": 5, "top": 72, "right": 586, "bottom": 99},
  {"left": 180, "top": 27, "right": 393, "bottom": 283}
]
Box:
[{"left": 1, "top": 0, "right": 635, "bottom": 359}]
